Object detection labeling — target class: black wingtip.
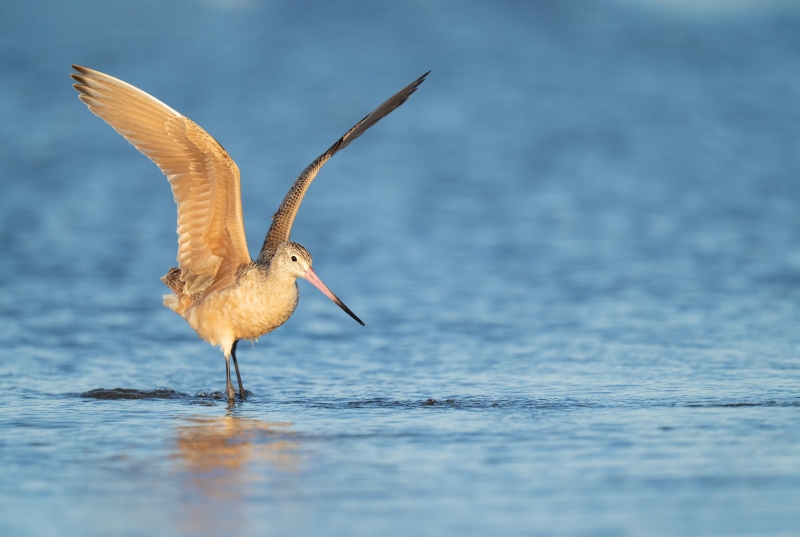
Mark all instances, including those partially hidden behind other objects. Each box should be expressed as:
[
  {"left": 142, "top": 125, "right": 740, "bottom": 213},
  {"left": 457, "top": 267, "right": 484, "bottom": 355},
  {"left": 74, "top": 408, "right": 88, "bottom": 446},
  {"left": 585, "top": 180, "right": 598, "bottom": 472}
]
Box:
[
  {"left": 71, "top": 65, "right": 92, "bottom": 85},
  {"left": 412, "top": 70, "right": 431, "bottom": 90}
]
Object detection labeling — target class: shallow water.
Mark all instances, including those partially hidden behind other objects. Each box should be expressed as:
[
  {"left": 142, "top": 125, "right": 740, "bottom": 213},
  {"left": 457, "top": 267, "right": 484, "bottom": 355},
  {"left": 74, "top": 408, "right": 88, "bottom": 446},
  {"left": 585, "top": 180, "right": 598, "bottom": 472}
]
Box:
[{"left": 1, "top": 1, "right": 800, "bottom": 536}]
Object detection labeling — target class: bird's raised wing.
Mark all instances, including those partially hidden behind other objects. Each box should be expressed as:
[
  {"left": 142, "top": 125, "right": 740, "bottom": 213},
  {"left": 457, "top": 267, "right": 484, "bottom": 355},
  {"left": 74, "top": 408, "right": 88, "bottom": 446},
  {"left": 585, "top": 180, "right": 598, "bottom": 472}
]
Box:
[
  {"left": 71, "top": 65, "right": 251, "bottom": 294},
  {"left": 258, "top": 71, "right": 429, "bottom": 260}
]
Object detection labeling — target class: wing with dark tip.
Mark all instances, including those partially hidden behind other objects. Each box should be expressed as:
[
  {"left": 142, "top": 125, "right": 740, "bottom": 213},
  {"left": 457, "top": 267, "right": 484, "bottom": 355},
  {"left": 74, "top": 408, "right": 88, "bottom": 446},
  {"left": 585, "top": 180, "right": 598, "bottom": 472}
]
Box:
[
  {"left": 258, "top": 71, "right": 429, "bottom": 260},
  {"left": 71, "top": 65, "right": 251, "bottom": 294}
]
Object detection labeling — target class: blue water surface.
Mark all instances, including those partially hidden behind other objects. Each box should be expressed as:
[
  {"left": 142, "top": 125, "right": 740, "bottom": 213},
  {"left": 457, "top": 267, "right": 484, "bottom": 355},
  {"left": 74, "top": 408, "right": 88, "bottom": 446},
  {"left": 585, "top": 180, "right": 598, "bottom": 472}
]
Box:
[{"left": 1, "top": 1, "right": 799, "bottom": 536}]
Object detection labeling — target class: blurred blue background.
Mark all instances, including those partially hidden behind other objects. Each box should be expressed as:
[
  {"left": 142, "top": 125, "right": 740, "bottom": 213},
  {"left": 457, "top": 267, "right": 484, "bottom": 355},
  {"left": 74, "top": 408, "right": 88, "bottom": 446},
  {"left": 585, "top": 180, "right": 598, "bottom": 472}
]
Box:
[{"left": 1, "top": 1, "right": 799, "bottom": 536}]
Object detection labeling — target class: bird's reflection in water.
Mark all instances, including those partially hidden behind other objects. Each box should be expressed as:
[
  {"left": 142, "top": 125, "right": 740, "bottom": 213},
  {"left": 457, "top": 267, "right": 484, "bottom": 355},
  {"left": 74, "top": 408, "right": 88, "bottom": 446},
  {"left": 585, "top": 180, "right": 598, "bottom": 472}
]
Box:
[{"left": 172, "top": 415, "right": 301, "bottom": 533}]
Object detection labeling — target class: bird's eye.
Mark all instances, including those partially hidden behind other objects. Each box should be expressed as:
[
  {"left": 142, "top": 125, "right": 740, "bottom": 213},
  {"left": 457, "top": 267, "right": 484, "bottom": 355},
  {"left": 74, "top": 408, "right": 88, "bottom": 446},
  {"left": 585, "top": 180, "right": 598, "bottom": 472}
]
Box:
[{"left": 291, "top": 255, "right": 297, "bottom": 262}]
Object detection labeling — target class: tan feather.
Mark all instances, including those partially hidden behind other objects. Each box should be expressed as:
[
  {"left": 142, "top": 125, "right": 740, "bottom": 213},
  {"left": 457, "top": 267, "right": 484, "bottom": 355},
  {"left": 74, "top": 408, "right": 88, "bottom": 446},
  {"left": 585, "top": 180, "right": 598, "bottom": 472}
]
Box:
[{"left": 71, "top": 65, "right": 251, "bottom": 295}]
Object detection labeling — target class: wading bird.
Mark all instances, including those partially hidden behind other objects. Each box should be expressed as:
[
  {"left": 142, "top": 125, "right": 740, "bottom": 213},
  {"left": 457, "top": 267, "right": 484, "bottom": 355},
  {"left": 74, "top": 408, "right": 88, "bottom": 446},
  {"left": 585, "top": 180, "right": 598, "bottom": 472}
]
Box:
[{"left": 71, "top": 65, "right": 427, "bottom": 400}]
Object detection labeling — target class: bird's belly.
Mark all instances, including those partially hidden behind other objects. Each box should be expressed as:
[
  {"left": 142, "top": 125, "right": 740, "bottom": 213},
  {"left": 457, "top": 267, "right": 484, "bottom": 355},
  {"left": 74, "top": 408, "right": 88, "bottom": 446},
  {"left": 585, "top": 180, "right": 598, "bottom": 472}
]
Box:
[{"left": 185, "top": 280, "right": 299, "bottom": 347}]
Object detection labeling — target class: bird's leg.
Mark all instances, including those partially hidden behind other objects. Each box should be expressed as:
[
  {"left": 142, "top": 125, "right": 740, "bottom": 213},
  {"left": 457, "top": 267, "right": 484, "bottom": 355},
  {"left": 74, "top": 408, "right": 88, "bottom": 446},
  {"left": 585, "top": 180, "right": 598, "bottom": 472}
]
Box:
[
  {"left": 231, "top": 340, "right": 246, "bottom": 400},
  {"left": 224, "top": 352, "right": 236, "bottom": 401}
]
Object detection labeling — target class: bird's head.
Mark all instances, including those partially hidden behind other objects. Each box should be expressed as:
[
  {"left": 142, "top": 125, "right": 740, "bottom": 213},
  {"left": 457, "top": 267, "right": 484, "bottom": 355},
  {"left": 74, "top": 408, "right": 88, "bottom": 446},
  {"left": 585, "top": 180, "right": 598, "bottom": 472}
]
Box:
[{"left": 273, "top": 242, "right": 364, "bottom": 326}]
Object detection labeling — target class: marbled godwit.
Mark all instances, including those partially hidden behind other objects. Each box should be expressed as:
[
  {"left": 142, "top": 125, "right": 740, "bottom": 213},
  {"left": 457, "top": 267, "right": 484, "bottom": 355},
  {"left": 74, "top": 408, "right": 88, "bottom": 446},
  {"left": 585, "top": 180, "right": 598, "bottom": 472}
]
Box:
[{"left": 71, "top": 65, "right": 428, "bottom": 401}]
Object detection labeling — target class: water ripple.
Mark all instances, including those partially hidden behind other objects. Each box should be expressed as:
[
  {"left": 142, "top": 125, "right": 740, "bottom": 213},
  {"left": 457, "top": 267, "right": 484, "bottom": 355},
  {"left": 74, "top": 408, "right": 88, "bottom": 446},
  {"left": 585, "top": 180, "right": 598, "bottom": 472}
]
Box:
[
  {"left": 79, "top": 388, "right": 190, "bottom": 400},
  {"left": 68, "top": 390, "right": 800, "bottom": 410}
]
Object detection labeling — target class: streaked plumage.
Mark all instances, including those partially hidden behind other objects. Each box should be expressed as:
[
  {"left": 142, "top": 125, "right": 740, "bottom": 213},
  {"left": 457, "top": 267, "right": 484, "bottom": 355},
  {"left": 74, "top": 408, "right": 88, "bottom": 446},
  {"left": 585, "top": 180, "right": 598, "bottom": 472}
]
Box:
[{"left": 71, "top": 65, "right": 427, "bottom": 400}]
